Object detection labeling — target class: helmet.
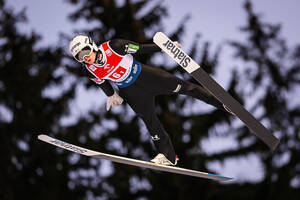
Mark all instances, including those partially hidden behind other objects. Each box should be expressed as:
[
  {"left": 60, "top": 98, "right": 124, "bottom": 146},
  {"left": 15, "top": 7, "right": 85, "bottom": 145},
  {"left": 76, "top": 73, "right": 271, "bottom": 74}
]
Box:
[{"left": 69, "top": 35, "right": 98, "bottom": 62}]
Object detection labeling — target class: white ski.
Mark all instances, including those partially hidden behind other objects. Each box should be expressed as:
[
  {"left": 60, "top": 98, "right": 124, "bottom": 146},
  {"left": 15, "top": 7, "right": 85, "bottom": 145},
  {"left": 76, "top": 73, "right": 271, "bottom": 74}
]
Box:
[
  {"left": 38, "top": 134, "right": 232, "bottom": 181},
  {"left": 153, "top": 32, "right": 280, "bottom": 150}
]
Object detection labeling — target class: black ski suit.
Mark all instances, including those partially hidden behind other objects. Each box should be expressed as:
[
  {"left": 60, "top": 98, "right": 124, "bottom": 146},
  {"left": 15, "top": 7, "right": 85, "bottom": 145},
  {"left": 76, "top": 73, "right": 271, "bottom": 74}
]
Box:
[{"left": 89, "top": 39, "right": 225, "bottom": 164}]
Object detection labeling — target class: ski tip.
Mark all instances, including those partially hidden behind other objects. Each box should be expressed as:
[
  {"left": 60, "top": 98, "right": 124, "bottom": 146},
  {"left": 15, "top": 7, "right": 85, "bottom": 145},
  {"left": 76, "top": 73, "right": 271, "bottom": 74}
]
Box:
[
  {"left": 37, "top": 134, "right": 48, "bottom": 141},
  {"left": 153, "top": 32, "right": 164, "bottom": 40},
  {"left": 154, "top": 31, "right": 163, "bottom": 36},
  {"left": 207, "top": 173, "right": 233, "bottom": 181}
]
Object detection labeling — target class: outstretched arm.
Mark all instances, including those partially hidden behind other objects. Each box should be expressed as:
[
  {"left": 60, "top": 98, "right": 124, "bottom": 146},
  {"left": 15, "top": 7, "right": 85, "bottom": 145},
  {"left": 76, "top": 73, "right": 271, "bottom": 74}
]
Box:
[
  {"left": 109, "top": 39, "right": 161, "bottom": 55},
  {"left": 90, "top": 78, "right": 123, "bottom": 111},
  {"left": 90, "top": 78, "right": 115, "bottom": 97}
]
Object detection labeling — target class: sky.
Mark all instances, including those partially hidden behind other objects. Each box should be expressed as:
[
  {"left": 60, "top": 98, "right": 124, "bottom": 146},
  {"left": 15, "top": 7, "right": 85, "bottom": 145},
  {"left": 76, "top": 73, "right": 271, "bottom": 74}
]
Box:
[
  {"left": 6, "top": 0, "right": 300, "bottom": 183},
  {"left": 7, "top": 0, "right": 300, "bottom": 46}
]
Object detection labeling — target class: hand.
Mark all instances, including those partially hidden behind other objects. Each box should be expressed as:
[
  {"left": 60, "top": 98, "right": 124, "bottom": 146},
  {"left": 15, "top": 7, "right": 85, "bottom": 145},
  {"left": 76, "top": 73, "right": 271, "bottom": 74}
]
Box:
[
  {"left": 106, "top": 92, "right": 123, "bottom": 111},
  {"left": 223, "top": 104, "right": 236, "bottom": 116},
  {"left": 174, "top": 41, "right": 182, "bottom": 48}
]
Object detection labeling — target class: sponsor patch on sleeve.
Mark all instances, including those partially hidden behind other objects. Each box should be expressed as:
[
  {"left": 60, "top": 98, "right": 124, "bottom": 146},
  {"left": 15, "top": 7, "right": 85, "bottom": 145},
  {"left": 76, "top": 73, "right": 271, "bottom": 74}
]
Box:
[{"left": 126, "top": 43, "right": 140, "bottom": 54}]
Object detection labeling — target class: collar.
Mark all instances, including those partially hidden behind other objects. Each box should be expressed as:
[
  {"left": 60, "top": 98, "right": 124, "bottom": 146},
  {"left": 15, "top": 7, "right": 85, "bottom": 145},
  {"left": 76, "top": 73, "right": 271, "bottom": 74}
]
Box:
[{"left": 95, "top": 48, "right": 106, "bottom": 65}]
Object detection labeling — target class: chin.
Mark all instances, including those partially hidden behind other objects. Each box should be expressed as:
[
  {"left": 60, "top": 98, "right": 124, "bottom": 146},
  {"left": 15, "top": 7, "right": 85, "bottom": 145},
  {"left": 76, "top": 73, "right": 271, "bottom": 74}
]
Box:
[{"left": 86, "top": 60, "right": 94, "bottom": 64}]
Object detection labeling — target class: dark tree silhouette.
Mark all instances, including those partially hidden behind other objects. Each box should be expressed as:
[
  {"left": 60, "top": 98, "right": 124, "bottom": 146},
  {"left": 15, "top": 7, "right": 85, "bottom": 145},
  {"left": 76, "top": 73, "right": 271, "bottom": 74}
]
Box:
[
  {"left": 0, "top": 0, "right": 79, "bottom": 199},
  {"left": 1, "top": 0, "right": 300, "bottom": 199},
  {"left": 216, "top": 1, "right": 300, "bottom": 199}
]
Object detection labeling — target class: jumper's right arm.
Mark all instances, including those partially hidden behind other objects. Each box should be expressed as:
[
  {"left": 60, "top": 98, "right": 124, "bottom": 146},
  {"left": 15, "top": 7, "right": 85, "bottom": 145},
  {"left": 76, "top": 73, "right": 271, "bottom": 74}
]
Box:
[
  {"left": 85, "top": 70, "right": 123, "bottom": 111},
  {"left": 90, "top": 78, "right": 124, "bottom": 111},
  {"left": 90, "top": 77, "right": 115, "bottom": 97}
]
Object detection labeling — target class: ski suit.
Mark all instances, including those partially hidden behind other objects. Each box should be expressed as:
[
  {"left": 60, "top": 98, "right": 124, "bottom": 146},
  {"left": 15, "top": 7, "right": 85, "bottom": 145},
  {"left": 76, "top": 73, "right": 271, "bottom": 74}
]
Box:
[{"left": 85, "top": 39, "right": 225, "bottom": 164}]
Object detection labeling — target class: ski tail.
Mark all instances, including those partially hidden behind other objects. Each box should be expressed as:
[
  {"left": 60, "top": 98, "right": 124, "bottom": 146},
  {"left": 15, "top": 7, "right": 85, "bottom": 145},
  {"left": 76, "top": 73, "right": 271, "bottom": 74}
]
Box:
[{"left": 153, "top": 32, "right": 279, "bottom": 150}]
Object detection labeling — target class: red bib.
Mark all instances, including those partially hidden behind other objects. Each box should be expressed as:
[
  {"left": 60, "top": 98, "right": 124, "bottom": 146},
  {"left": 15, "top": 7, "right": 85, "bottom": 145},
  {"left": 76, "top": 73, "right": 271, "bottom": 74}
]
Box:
[{"left": 85, "top": 42, "right": 133, "bottom": 82}]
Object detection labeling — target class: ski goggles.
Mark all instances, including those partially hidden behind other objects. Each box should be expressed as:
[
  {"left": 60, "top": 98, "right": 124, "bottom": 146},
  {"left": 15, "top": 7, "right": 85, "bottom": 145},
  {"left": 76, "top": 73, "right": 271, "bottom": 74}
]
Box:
[{"left": 75, "top": 45, "right": 93, "bottom": 62}]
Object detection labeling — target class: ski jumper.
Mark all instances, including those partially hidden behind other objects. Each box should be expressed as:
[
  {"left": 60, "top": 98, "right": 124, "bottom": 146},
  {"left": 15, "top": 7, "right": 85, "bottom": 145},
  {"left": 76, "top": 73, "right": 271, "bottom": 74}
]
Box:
[{"left": 86, "top": 39, "right": 225, "bottom": 164}]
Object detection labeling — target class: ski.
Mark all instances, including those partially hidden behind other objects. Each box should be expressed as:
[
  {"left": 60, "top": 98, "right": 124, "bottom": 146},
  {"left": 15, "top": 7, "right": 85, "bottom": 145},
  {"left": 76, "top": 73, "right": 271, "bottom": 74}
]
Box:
[
  {"left": 153, "top": 32, "right": 280, "bottom": 150},
  {"left": 38, "top": 134, "right": 232, "bottom": 181}
]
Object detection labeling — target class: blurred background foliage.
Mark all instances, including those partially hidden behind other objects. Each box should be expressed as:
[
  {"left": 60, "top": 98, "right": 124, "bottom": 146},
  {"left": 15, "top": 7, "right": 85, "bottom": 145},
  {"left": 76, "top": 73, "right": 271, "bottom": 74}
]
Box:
[{"left": 0, "top": 0, "right": 299, "bottom": 199}]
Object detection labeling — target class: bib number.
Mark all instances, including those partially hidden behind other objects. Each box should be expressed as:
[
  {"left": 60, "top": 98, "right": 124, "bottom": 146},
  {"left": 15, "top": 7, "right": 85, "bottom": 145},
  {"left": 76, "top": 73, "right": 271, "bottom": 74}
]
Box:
[{"left": 109, "top": 66, "right": 127, "bottom": 80}]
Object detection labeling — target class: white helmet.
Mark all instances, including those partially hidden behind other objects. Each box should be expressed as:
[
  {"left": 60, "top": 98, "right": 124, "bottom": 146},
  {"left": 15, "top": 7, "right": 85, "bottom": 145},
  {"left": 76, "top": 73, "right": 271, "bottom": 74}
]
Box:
[{"left": 69, "top": 35, "right": 98, "bottom": 62}]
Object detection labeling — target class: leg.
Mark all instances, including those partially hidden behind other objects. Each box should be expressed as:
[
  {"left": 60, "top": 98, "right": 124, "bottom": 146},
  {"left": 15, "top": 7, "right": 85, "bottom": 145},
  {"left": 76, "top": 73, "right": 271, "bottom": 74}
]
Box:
[
  {"left": 136, "top": 64, "right": 225, "bottom": 111},
  {"left": 119, "top": 86, "right": 177, "bottom": 163},
  {"left": 177, "top": 80, "right": 225, "bottom": 110}
]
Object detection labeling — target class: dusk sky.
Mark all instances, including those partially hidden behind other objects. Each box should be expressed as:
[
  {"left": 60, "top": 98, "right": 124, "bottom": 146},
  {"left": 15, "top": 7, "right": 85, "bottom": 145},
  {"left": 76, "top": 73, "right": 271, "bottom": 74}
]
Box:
[
  {"left": 8, "top": 0, "right": 300, "bottom": 89},
  {"left": 8, "top": 0, "right": 300, "bottom": 46},
  {"left": 6, "top": 0, "right": 300, "bottom": 182}
]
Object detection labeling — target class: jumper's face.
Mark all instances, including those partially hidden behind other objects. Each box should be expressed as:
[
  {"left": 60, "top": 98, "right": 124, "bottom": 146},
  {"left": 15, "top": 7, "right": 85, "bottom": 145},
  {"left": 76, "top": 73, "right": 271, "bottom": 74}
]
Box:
[{"left": 83, "top": 51, "right": 97, "bottom": 64}]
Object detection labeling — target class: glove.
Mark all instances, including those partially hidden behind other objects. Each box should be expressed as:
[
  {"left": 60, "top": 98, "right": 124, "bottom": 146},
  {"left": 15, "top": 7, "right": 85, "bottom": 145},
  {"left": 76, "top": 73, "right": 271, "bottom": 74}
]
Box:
[
  {"left": 106, "top": 92, "right": 123, "bottom": 111},
  {"left": 223, "top": 104, "right": 236, "bottom": 116},
  {"left": 174, "top": 41, "right": 182, "bottom": 48}
]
